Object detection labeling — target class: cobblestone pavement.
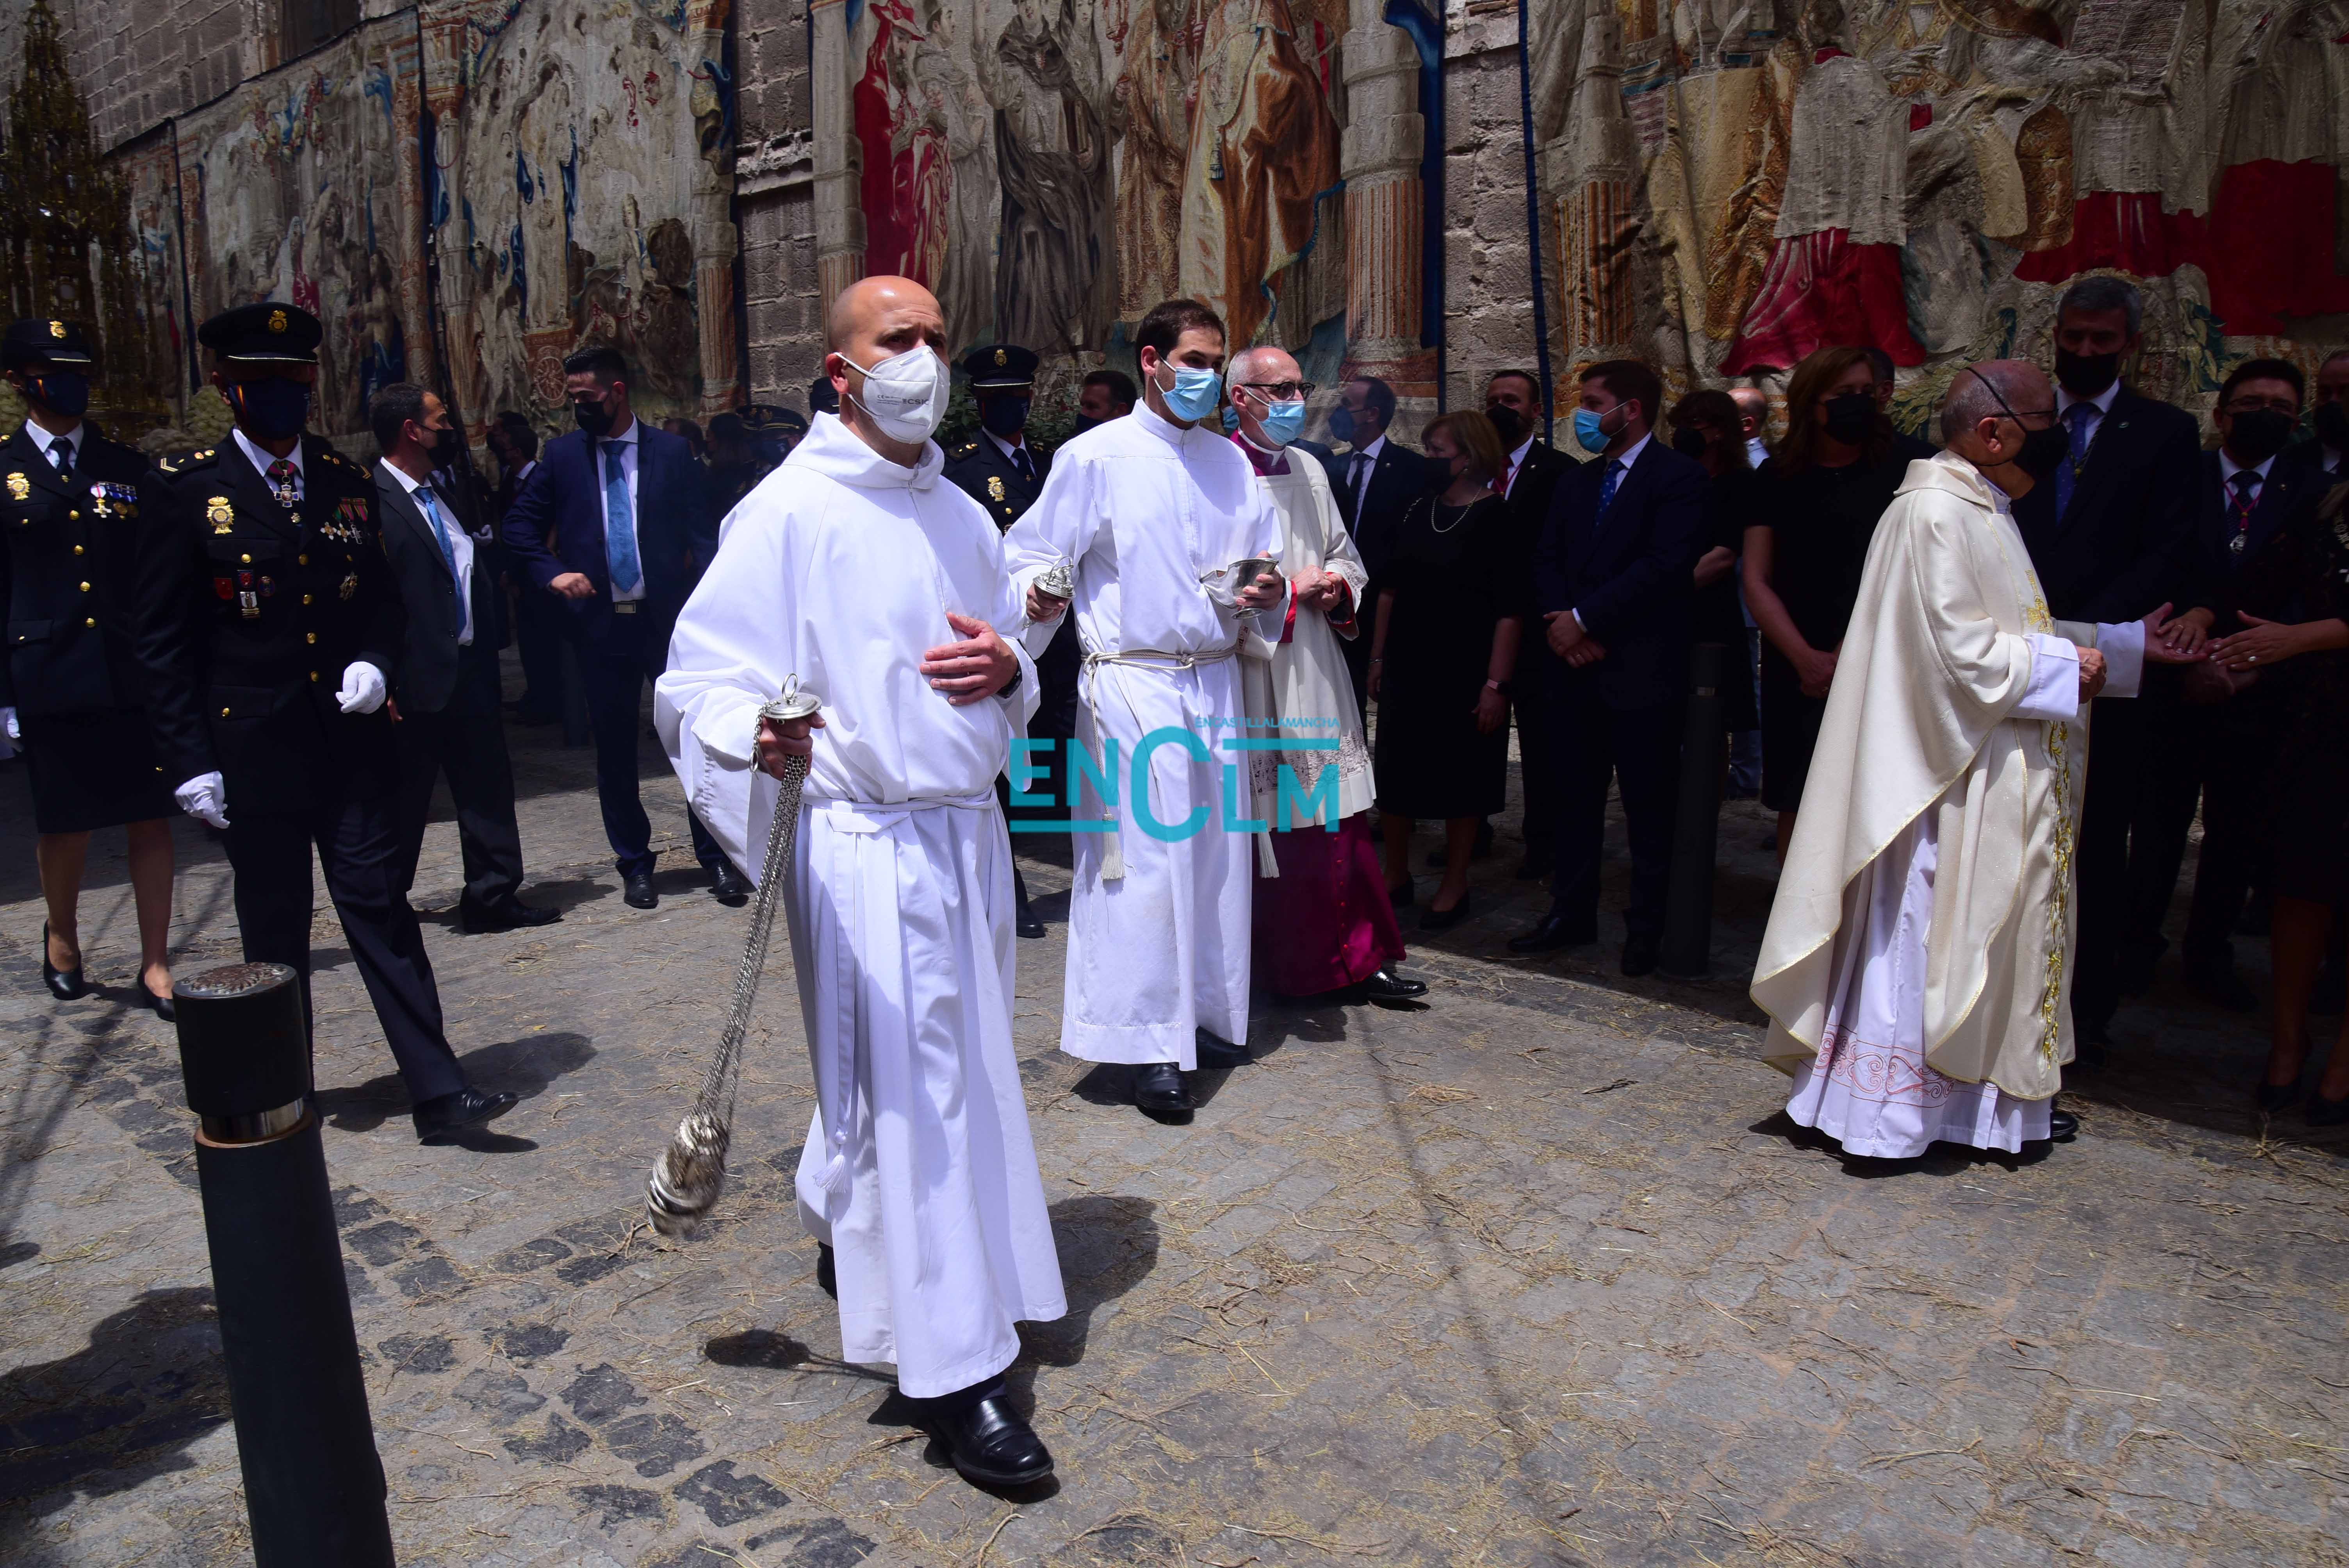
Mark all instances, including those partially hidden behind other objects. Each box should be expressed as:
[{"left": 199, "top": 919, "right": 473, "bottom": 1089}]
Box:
[{"left": 3, "top": 684, "right": 2345, "bottom": 1568}]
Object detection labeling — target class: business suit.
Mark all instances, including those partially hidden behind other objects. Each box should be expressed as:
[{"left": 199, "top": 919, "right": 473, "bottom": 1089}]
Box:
[
  {"left": 1501, "top": 440, "right": 1577, "bottom": 855},
  {"left": 377, "top": 461, "right": 529, "bottom": 914},
  {"left": 131, "top": 435, "right": 468, "bottom": 1103},
  {"left": 498, "top": 458, "right": 569, "bottom": 722},
  {"left": 2128, "top": 451, "right": 2326, "bottom": 980},
  {"left": 500, "top": 419, "right": 726, "bottom": 878},
  {"left": 1323, "top": 436, "right": 1431, "bottom": 714},
  {"left": 1530, "top": 437, "right": 1709, "bottom": 945},
  {"left": 0, "top": 421, "right": 175, "bottom": 831},
  {"left": 943, "top": 429, "right": 1075, "bottom": 789},
  {"left": 2013, "top": 383, "right": 2199, "bottom": 1043}
]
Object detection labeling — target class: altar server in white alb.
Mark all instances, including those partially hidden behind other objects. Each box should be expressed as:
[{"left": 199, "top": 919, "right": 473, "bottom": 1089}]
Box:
[
  {"left": 654, "top": 276, "right": 1066, "bottom": 1489},
  {"left": 1752, "top": 360, "right": 2191, "bottom": 1160},
  {"left": 1005, "top": 298, "right": 1287, "bottom": 1119}
]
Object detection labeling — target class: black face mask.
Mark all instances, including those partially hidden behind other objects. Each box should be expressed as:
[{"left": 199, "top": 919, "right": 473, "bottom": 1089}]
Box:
[
  {"left": 2010, "top": 421, "right": 2070, "bottom": 481},
  {"left": 573, "top": 397, "right": 615, "bottom": 439},
  {"left": 232, "top": 378, "right": 312, "bottom": 441},
  {"left": 2315, "top": 400, "right": 2349, "bottom": 452},
  {"left": 430, "top": 426, "right": 466, "bottom": 466},
  {"left": 2226, "top": 408, "right": 2297, "bottom": 465},
  {"left": 2054, "top": 346, "right": 2120, "bottom": 400},
  {"left": 1485, "top": 405, "right": 1527, "bottom": 447},
  {"left": 1670, "top": 426, "right": 1711, "bottom": 460},
  {"left": 1822, "top": 392, "right": 1876, "bottom": 446},
  {"left": 980, "top": 396, "right": 1031, "bottom": 439},
  {"left": 29, "top": 371, "right": 90, "bottom": 417}
]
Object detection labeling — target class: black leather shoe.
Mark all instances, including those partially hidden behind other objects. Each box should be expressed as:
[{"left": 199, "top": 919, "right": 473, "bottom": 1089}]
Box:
[
  {"left": 1621, "top": 936, "right": 1661, "bottom": 977},
  {"left": 1195, "top": 1033, "right": 1251, "bottom": 1069},
  {"left": 1363, "top": 968, "right": 1428, "bottom": 1006},
  {"left": 1508, "top": 907, "right": 1596, "bottom": 955},
  {"left": 460, "top": 898, "right": 563, "bottom": 934},
  {"left": 145, "top": 986, "right": 176, "bottom": 1023},
  {"left": 2308, "top": 1092, "right": 2349, "bottom": 1128},
  {"left": 709, "top": 863, "right": 750, "bottom": 907},
  {"left": 1016, "top": 901, "right": 1047, "bottom": 939},
  {"left": 623, "top": 870, "right": 659, "bottom": 909},
  {"left": 1419, "top": 893, "right": 1474, "bottom": 933},
  {"left": 2185, "top": 962, "right": 2257, "bottom": 1013},
  {"left": 41, "top": 924, "right": 88, "bottom": 1001},
  {"left": 933, "top": 1392, "right": 1054, "bottom": 1488},
  {"left": 2047, "top": 1109, "right": 2080, "bottom": 1142},
  {"left": 816, "top": 1243, "right": 837, "bottom": 1299},
  {"left": 1134, "top": 1062, "right": 1195, "bottom": 1114},
  {"left": 413, "top": 1086, "right": 519, "bottom": 1144},
  {"left": 2255, "top": 1076, "right": 2303, "bottom": 1114}
]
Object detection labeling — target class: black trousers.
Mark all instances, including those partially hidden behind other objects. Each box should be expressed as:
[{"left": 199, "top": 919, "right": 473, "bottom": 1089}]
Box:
[
  {"left": 224, "top": 783, "right": 467, "bottom": 1106},
  {"left": 2124, "top": 687, "right": 2270, "bottom": 974},
  {"left": 1546, "top": 675, "right": 1683, "bottom": 943},
  {"left": 577, "top": 611, "right": 726, "bottom": 878},
  {"left": 513, "top": 581, "right": 569, "bottom": 718},
  {"left": 2069, "top": 693, "right": 2152, "bottom": 1038},
  {"left": 395, "top": 643, "right": 526, "bottom": 909},
  {"left": 1516, "top": 641, "right": 1564, "bottom": 850}
]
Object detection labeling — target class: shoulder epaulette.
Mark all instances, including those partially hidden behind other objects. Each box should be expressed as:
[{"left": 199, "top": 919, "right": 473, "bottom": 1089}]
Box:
[
  {"left": 949, "top": 441, "right": 977, "bottom": 460},
  {"left": 159, "top": 447, "right": 217, "bottom": 475}
]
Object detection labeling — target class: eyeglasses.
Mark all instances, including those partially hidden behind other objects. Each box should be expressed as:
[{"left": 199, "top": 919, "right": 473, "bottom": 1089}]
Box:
[
  {"left": 1237, "top": 381, "right": 1316, "bottom": 401},
  {"left": 2224, "top": 397, "right": 2300, "bottom": 416}
]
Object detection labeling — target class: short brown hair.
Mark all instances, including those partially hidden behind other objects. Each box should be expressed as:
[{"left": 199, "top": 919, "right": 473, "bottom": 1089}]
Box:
[
  {"left": 1780, "top": 345, "right": 1889, "bottom": 474},
  {"left": 1581, "top": 358, "right": 1662, "bottom": 426},
  {"left": 1136, "top": 299, "right": 1226, "bottom": 362},
  {"left": 1424, "top": 409, "right": 1508, "bottom": 484},
  {"left": 1667, "top": 389, "right": 1750, "bottom": 472}
]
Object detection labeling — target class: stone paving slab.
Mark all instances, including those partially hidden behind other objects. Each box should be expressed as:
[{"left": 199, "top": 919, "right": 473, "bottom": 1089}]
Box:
[{"left": 2, "top": 681, "right": 2345, "bottom": 1567}]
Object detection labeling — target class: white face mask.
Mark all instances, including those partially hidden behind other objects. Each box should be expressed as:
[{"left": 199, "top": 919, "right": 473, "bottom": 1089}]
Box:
[{"left": 841, "top": 345, "right": 948, "bottom": 444}]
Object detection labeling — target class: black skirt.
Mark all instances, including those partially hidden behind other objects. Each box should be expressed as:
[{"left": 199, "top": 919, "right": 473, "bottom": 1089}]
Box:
[
  {"left": 17, "top": 709, "right": 177, "bottom": 833},
  {"left": 1758, "top": 650, "right": 1826, "bottom": 815}
]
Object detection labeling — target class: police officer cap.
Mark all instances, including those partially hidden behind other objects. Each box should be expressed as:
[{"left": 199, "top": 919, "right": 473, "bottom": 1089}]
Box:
[
  {"left": 3, "top": 318, "right": 95, "bottom": 370},
  {"left": 961, "top": 344, "right": 1038, "bottom": 389},
  {"left": 197, "top": 302, "right": 323, "bottom": 363},
  {"left": 740, "top": 402, "right": 806, "bottom": 437}
]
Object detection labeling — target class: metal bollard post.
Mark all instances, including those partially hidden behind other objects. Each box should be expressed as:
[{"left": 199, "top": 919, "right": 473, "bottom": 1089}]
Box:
[
  {"left": 175, "top": 962, "right": 397, "bottom": 1568},
  {"left": 1660, "top": 642, "right": 1726, "bottom": 977}
]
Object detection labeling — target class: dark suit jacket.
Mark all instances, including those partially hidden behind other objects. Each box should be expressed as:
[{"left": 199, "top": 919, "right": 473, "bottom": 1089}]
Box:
[
  {"left": 2282, "top": 434, "right": 2346, "bottom": 486},
  {"left": 2012, "top": 385, "right": 2199, "bottom": 623},
  {"left": 499, "top": 422, "right": 716, "bottom": 644},
  {"left": 942, "top": 431, "right": 1052, "bottom": 529},
  {"left": 377, "top": 464, "right": 506, "bottom": 714},
  {"left": 132, "top": 435, "right": 404, "bottom": 809},
  {"left": 1533, "top": 438, "right": 1710, "bottom": 710},
  {"left": 2175, "top": 451, "right": 2328, "bottom": 627},
  {"left": 1, "top": 423, "right": 164, "bottom": 716},
  {"left": 1323, "top": 437, "right": 1431, "bottom": 579},
  {"left": 1503, "top": 440, "right": 1575, "bottom": 537}
]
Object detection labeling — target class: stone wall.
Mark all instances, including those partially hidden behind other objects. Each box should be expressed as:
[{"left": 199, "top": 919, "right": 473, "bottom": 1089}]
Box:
[
  {"left": 1440, "top": 38, "right": 1549, "bottom": 415},
  {"left": 732, "top": 0, "right": 822, "bottom": 407}
]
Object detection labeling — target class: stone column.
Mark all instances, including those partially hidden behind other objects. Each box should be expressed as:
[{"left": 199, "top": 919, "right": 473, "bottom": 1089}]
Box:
[
  {"left": 1539, "top": 14, "right": 1646, "bottom": 371},
  {"left": 1338, "top": 9, "right": 1433, "bottom": 406},
  {"left": 687, "top": 0, "right": 741, "bottom": 416},
  {"left": 809, "top": 0, "right": 864, "bottom": 310}
]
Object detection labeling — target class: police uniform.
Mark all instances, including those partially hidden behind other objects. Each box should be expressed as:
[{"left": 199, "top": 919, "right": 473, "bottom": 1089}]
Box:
[
  {"left": 131, "top": 303, "right": 479, "bottom": 1117},
  {"left": 1, "top": 319, "right": 175, "bottom": 833}
]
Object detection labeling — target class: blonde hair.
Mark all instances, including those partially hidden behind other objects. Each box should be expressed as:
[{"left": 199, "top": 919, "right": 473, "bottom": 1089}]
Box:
[{"left": 1424, "top": 409, "right": 1508, "bottom": 483}]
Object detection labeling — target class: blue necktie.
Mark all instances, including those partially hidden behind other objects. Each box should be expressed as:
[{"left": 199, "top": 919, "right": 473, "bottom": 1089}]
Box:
[
  {"left": 1596, "top": 459, "right": 1625, "bottom": 516},
  {"left": 2055, "top": 403, "right": 2093, "bottom": 518},
  {"left": 603, "top": 440, "right": 642, "bottom": 594},
  {"left": 416, "top": 485, "right": 468, "bottom": 641}
]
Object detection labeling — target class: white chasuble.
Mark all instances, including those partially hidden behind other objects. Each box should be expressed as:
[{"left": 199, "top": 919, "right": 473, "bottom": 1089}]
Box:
[
  {"left": 654, "top": 412, "right": 1064, "bottom": 1397},
  {"left": 1003, "top": 404, "right": 1286, "bottom": 1066},
  {"left": 1753, "top": 452, "right": 2144, "bottom": 1134}
]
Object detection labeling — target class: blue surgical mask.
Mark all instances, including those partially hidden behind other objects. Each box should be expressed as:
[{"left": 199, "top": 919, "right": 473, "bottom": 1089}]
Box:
[
  {"left": 1328, "top": 406, "right": 1356, "bottom": 445},
  {"left": 1572, "top": 405, "right": 1615, "bottom": 454},
  {"left": 1159, "top": 363, "right": 1223, "bottom": 424},
  {"left": 1260, "top": 399, "right": 1307, "bottom": 446},
  {"left": 1221, "top": 405, "right": 1241, "bottom": 434},
  {"left": 232, "top": 378, "right": 313, "bottom": 441}
]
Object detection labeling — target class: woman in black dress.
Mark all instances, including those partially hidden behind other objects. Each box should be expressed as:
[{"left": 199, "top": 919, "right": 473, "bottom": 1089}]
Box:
[
  {"left": 2, "top": 333, "right": 179, "bottom": 1017},
  {"left": 1370, "top": 410, "right": 1525, "bottom": 931},
  {"left": 2207, "top": 482, "right": 2349, "bottom": 1122},
  {"left": 1665, "top": 389, "right": 1759, "bottom": 738},
  {"left": 1741, "top": 345, "right": 1936, "bottom": 858}
]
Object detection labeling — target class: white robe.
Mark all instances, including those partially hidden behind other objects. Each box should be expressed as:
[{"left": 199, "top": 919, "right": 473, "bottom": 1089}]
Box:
[
  {"left": 1002, "top": 404, "right": 1286, "bottom": 1066},
  {"left": 654, "top": 412, "right": 1066, "bottom": 1398}
]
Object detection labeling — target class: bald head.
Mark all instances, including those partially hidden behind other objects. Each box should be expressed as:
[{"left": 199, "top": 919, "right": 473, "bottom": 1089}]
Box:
[
  {"left": 1230, "top": 344, "right": 1304, "bottom": 448},
  {"left": 1728, "top": 386, "right": 1768, "bottom": 442},
  {"left": 824, "top": 275, "right": 948, "bottom": 463},
  {"left": 1229, "top": 344, "right": 1296, "bottom": 387},
  {"left": 1939, "top": 359, "right": 2051, "bottom": 442},
  {"left": 828, "top": 275, "right": 943, "bottom": 352}
]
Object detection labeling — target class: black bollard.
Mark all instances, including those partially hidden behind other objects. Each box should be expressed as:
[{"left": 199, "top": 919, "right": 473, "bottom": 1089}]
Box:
[
  {"left": 1660, "top": 643, "right": 1727, "bottom": 977},
  {"left": 175, "top": 962, "right": 397, "bottom": 1568}
]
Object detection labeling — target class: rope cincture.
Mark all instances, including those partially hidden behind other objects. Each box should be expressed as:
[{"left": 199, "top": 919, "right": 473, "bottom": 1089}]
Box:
[{"left": 646, "top": 677, "right": 823, "bottom": 1240}]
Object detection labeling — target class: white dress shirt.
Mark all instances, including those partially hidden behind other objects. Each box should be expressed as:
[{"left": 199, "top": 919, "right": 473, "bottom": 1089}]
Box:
[
  {"left": 2217, "top": 447, "right": 2278, "bottom": 518},
  {"left": 1344, "top": 433, "right": 1387, "bottom": 497},
  {"left": 596, "top": 417, "right": 645, "bottom": 603},
  {"left": 383, "top": 459, "right": 476, "bottom": 645},
  {"left": 234, "top": 428, "right": 305, "bottom": 501},
  {"left": 1744, "top": 434, "right": 1770, "bottom": 470},
  {"left": 2055, "top": 377, "right": 2122, "bottom": 454},
  {"left": 986, "top": 428, "right": 1032, "bottom": 469},
  {"left": 1502, "top": 436, "right": 1536, "bottom": 497},
  {"left": 30, "top": 418, "right": 84, "bottom": 473}
]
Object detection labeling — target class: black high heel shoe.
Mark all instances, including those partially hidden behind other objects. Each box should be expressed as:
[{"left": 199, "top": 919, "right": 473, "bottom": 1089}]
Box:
[
  {"left": 41, "top": 924, "right": 88, "bottom": 1001},
  {"left": 143, "top": 985, "right": 176, "bottom": 1024}
]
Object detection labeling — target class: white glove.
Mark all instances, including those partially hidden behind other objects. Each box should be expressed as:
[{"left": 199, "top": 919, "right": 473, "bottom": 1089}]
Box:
[
  {"left": 0, "top": 706, "right": 16, "bottom": 754},
  {"left": 176, "top": 771, "right": 230, "bottom": 830},
  {"left": 336, "top": 660, "right": 388, "bottom": 715}
]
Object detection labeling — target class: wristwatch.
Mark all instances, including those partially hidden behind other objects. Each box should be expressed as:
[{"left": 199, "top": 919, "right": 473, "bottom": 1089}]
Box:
[
  {"left": 996, "top": 663, "right": 1025, "bottom": 700},
  {"left": 1484, "top": 678, "right": 1511, "bottom": 696}
]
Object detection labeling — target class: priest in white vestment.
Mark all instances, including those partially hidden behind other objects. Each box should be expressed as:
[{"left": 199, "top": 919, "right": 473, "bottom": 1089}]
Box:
[
  {"left": 1752, "top": 360, "right": 2190, "bottom": 1159},
  {"left": 1003, "top": 298, "right": 1287, "bottom": 1117},
  {"left": 1224, "top": 344, "right": 1421, "bottom": 1007},
  {"left": 654, "top": 277, "right": 1066, "bottom": 1489}
]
